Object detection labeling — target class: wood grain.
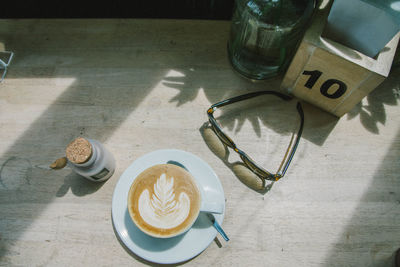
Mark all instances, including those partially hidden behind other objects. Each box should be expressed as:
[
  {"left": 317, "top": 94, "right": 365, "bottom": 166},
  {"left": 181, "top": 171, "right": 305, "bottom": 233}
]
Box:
[{"left": 0, "top": 19, "right": 399, "bottom": 267}]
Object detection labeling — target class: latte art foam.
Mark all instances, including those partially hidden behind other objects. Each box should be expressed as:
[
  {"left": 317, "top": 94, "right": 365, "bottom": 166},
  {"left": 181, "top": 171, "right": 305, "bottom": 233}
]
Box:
[
  {"left": 128, "top": 164, "right": 201, "bottom": 238},
  {"left": 138, "top": 174, "right": 190, "bottom": 229}
]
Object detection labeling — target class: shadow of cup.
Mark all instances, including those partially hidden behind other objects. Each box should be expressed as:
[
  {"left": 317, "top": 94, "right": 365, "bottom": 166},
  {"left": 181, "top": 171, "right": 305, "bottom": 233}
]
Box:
[{"left": 200, "top": 123, "right": 274, "bottom": 194}]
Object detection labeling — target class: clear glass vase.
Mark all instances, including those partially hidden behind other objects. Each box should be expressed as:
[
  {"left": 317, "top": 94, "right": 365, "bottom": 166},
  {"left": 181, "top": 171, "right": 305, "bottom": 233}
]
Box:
[{"left": 228, "top": 0, "right": 315, "bottom": 80}]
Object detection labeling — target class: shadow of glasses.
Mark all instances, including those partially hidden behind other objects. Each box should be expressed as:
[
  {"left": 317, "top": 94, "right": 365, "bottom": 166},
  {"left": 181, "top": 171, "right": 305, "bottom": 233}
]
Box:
[{"left": 199, "top": 122, "right": 274, "bottom": 194}]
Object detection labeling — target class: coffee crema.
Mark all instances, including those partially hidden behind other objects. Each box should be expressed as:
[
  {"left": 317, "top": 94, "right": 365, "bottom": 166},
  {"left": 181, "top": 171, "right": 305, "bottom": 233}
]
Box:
[{"left": 128, "top": 164, "right": 201, "bottom": 238}]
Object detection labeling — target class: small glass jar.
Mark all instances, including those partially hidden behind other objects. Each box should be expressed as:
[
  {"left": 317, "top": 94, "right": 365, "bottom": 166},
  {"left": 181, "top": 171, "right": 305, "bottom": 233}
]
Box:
[
  {"left": 228, "top": 0, "right": 315, "bottom": 80},
  {"left": 68, "top": 139, "right": 116, "bottom": 182}
]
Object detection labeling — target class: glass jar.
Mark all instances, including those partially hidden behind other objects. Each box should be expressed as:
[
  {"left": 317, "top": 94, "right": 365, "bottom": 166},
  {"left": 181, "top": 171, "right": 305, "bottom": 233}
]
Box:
[
  {"left": 68, "top": 139, "right": 116, "bottom": 182},
  {"left": 228, "top": 0, "right": 315, "bottom": 80}
]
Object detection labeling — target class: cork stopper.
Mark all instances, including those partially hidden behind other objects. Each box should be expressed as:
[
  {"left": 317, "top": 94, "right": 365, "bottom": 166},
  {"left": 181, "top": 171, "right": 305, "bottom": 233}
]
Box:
[{"left": 66, "top": 137, "right": 93, "bottom": 164}]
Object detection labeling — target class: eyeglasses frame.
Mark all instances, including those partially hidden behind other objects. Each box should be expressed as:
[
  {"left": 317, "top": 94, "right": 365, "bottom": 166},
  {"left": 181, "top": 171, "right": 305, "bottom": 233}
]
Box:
[{"left": 207, "top": 91, "right": 304, "bottom": 181}]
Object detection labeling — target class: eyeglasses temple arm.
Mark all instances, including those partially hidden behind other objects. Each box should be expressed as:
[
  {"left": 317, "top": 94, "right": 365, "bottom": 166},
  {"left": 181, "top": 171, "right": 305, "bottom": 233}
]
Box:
[
  {"left": 279, "top": 102, "right": 304, "bottom": 177},
  {"left": 211, "top": 91, "right": 292, "bottom": 109},
  {"left": 277, "top": 130, "right": 295, "bottom": 175}
]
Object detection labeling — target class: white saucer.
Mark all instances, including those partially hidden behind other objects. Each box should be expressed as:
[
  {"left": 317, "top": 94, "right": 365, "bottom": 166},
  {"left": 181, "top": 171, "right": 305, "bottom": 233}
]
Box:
[{"left": 111, "top": 149, "right": 225, "bottom": 264}]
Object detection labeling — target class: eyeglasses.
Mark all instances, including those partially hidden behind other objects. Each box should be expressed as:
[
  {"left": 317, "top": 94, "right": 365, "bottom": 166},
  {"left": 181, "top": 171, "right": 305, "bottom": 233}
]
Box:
[{"left": 207, "top": 91, "right": 304, "bottom": 181}]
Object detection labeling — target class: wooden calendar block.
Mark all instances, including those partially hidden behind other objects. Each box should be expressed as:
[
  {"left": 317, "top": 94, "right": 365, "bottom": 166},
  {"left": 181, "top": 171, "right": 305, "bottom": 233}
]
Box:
[{"left": 281, "top": 1, "right": 400, "bottom": 117}]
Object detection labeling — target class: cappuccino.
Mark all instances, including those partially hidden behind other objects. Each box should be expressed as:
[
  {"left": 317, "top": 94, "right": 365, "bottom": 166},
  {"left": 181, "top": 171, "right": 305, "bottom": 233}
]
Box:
[{"left": 128, "top": 164, "right": 201, "bottom": 238}]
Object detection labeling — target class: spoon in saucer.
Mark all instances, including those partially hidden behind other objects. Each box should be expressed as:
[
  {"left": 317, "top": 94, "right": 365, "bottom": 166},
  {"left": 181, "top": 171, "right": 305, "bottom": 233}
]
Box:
[
  {"left": 166, "top": 160, "right": 229, "bottom": 241},
  {"left": 207, "top": 213, "right": 229, "bottom": 241}
]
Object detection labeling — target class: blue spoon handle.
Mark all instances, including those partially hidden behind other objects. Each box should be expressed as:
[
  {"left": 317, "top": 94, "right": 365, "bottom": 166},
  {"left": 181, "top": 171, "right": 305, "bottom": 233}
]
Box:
[{"left": 213, "top": 220, "right": 229, "bottom": 241}]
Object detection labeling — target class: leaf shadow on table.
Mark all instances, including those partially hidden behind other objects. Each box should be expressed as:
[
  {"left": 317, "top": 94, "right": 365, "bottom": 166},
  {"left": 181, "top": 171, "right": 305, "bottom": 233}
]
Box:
[
  {"left": 345, "top": 67, "right": 400, "bottom": 134},
  {"left": 163, "top": 67, "right": 273, "bottom": 107},
  {"left": 167, "top": 65, "right": 400, "bottom": 195},
  {"left": 323, "top": 129, "right": 400, "bottom": 266},
  {"left": 198, "top": 99, "right": 336, "bottom": 194},
  {"left": 162, "top": 66, "right": 338, "bottom": 193},
  {"left": 164, "top": 67, "right": 339, "bottom": 147}
]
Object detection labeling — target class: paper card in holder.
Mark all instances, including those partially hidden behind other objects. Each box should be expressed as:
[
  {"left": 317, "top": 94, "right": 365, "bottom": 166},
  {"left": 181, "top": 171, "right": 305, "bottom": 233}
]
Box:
[{"left": 281, "top": 0, "right": 400, "bottom": 117}]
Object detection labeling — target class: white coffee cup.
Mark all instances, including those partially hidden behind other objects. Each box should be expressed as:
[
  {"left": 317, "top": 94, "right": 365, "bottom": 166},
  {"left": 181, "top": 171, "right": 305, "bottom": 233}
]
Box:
[{"left": 127, "top": 164, "right": 223, "bottom": 238}]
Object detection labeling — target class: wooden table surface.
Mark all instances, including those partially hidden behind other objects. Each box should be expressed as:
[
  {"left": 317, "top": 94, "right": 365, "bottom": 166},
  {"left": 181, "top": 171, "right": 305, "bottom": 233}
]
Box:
[{"left": 0, "top": 19, "right": 399, "bottom": 267}]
